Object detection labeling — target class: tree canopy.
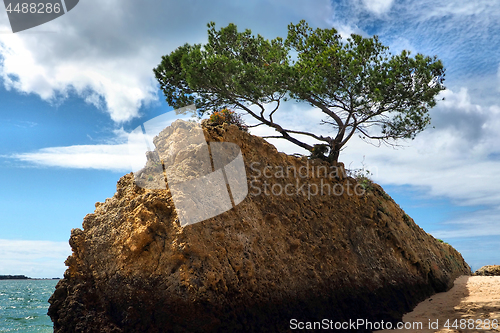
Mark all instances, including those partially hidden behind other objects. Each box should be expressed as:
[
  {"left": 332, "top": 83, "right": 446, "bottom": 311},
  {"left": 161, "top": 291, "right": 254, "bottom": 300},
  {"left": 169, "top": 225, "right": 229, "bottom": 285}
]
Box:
[{"left": 154, "top": 20, "right": 445, "bottom": 163}]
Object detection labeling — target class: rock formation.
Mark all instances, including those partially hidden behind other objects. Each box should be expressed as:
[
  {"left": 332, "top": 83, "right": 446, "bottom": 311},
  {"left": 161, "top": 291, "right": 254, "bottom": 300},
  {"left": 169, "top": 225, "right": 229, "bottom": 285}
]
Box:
[
  {"left": 475, "top": 265, "right": 500, "bottom": 276},
  {"left": 48, "top": 120, "right": 471, "bottom": 332}
]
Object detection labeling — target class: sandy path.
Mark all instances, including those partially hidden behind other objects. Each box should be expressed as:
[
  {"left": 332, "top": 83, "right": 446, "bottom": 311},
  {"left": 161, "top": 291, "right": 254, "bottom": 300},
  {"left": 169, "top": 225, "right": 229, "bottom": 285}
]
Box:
[{"left": 376, "top": 276, "right": 500, "bottom": 333}]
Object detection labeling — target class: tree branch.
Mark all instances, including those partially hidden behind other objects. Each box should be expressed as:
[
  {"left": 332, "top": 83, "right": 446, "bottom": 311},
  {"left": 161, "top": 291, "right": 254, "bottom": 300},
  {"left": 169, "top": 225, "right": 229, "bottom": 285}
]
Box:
[
  {"left": 281, "top": 129, "right": 329, "bottom": 142},
  {"left": 232, "top": 100, "right": 314, "bottom": 152},
  {"left": 305, "top": 96, "right": 344, "bottom": 129},
  {"left": 246, "top": 123, "right": 265, "bottom": 128}
]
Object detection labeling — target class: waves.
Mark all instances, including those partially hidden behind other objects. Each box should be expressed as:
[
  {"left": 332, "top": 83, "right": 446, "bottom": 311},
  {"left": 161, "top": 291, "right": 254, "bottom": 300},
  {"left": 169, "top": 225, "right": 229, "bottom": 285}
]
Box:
[{"left": 0, "top": 280, "right": 57, "bottom": 332}]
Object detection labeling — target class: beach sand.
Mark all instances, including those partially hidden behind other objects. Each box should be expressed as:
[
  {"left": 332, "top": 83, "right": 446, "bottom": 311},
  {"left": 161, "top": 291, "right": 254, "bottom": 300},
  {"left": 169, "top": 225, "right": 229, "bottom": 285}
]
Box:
[{"left": 376, "top": 276, "right": 500, "bottom": 333}]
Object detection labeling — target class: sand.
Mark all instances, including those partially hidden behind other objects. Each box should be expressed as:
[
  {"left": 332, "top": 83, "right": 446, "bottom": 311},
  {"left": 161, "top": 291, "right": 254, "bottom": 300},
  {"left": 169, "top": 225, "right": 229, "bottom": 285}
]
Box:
[{"left": 376, "top": 276, "right": 500, "bottom": 333}]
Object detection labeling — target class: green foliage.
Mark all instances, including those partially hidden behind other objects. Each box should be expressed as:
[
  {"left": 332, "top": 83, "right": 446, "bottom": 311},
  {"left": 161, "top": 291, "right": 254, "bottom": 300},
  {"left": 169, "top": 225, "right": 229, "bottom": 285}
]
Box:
[
  {"left": 347, "top": 159, "right": 373, "bottom": 191},
  {"left": 309, "top": 144, "right": 329, "bottom": 160},
  {"left": 154, "top": 20, "right": 446, "bottom": 163},
  {"left": 402, "top": 213, "right": 412, "bottom": 227},
  {"left": 208, "top": 108, "right": 248, "bottom": 131},
  {"left": 153, "top": 22, "right": 289, "bottom": 114},
  {"left": 436, "top": 238, "right": 449, "bottom": 245},
  {"left": 148, "top": 175, "right": 153, "bottom": 181},
  {"left": 357, "top": 176, "right": 373, "bottom": 191},
  {"left": 348, "top": 168, "right": 372, "bottom": 189},
  {"left": 286, "top": 22, "right": 445, "bottom": 137}
]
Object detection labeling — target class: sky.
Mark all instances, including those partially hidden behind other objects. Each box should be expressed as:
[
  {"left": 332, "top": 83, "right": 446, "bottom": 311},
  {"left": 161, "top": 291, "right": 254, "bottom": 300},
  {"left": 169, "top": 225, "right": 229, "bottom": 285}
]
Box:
[{"left": 0, "top": 0, "right": 499, "bottom": 277}]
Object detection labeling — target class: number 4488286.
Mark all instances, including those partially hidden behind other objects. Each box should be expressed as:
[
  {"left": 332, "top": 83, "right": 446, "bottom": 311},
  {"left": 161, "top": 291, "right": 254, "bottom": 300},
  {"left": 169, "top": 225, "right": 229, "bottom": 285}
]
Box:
[
  {"left": 6, "top": 2, "right": 61, "bottom": 14},
  {"left": 444, "top": 319, "right": 498, "bottom": 330}
]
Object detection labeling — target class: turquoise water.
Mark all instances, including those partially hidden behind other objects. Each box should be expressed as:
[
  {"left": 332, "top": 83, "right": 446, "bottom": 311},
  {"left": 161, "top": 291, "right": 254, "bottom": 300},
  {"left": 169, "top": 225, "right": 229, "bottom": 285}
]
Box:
[{"left": 0, "top": 280, "right": 57, "bottom": 332}]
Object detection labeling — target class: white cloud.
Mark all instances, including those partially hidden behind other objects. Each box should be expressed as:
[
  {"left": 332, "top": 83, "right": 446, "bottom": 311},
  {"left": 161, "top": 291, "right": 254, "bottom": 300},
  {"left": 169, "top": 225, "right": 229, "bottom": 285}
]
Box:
[
  {"left": 0, "top": 33, "right": 159, "bottom": 122},
  {"left": 9, "top": 144, "right": 131, "bottom": 171},
  {"left": 6, "top": 111, "right": 204, "bottom": 171},
  {"left": 422, "top": 1, "right": 497, "bottom": 20},
  {"left": 0, "top": 0, "right": 334, "bottom": 123},
  {"left": 440, "top": 88, "right": 482, "bottom": 112},
  {"left": 362, "top": 0, "right": 394, "bottom": 14},
  {"left": 332, "top": 24, "right": 367, "bottom": 39},
  {"left": 353, "top": 88, "right": 500, "bottom": 207},
  {"left": 0, "top": 239, "right": 70, "bottom": 278},
  {"left": 432, "top": 207, "right": 500, "bottom": 238}
]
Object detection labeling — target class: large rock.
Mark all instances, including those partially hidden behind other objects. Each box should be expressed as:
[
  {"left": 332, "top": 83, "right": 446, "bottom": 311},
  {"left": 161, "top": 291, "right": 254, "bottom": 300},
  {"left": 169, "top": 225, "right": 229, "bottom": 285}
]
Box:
[
  {"left": 475, "top": 265, "right": 500, "bottom": 276},
  {"left": 48, "top": 120, "right": 471, "bottom": 332}
]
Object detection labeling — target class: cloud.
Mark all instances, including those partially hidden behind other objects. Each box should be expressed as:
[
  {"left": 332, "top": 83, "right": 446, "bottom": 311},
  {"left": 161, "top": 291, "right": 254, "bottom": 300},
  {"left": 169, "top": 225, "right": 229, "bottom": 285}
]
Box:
[
  {"left": 0, "top": 0, "right": 334, "bottom": 123},
  {"left": 329, "top": 0, "right": 500, "bottom": 83},
  {"left": 0, "top": 239, "right": 70, "bottom": 278},
  {"left": 431, "top": 88, "right": 488, "bottom": 142},
  {"left": 9, "top": 144, "right": 131, "bottom": 171},
  {"left": 357, "top": 88, "right": 500, "bottom": 207},
  {"left": 419, "top": 1, "right": 497, "bottom": 20},
  {"left": 362, "top": 0, "right": 394, "bottom": 14},
  {"left": 432, "top": 207, "right": 500, "bottom": 238},
  {"left": 0, "top": 26, "right": 160, "bottom": 123},
  {"left": 4, "top": 110, "right": 200, "bottom": 171}
]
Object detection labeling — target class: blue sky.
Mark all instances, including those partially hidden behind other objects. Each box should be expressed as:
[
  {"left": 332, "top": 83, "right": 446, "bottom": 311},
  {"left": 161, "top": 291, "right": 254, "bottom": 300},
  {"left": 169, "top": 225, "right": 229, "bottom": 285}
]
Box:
[{"left": 0, "top": 0, "right": 499, "bottom": 277}]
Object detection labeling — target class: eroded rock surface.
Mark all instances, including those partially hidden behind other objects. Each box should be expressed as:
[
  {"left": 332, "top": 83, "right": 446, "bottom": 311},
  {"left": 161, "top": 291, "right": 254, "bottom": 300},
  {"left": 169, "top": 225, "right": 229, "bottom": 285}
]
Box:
[
  {"left": 48, "top": 121, "right": 471, "bottom": 332},
  {"left": 475, "top": 265, "right": 500, "bottom": 276}
]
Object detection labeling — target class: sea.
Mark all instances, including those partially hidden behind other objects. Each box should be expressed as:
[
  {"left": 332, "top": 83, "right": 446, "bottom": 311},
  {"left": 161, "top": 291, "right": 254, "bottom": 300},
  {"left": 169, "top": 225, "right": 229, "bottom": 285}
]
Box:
[{"left": 0, "top": 279, "right": 57, "bottom": 332}]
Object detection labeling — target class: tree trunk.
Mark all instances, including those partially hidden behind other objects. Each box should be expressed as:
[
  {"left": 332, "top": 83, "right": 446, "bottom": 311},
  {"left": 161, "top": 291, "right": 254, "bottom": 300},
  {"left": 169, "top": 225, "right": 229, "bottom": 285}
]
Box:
[{"left": 327, "top": 143, "right": 340, "bottom": 164}]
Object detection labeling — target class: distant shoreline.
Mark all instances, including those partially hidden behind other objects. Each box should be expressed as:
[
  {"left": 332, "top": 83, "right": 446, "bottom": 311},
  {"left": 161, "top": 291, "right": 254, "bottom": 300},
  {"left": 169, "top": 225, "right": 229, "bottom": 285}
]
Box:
[{"left": 0, "top": 275, "right": 60, "bottom": 280}]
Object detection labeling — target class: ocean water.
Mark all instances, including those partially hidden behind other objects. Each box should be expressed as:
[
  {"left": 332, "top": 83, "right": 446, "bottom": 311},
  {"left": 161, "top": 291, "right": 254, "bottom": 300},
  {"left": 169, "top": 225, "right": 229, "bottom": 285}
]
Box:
[{"left": 0, "top": 279, "right": 57, "bottom": 332}]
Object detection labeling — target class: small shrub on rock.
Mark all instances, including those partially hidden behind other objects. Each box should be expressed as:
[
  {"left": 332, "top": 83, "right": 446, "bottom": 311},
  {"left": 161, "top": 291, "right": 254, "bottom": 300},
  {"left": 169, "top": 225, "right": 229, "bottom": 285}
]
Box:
[
  {"left": 347, "top": 168, "right": 373, "bottom": 191},
  {"left": 208, "top": 108, "right": 248, "bottom": 131}
]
